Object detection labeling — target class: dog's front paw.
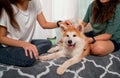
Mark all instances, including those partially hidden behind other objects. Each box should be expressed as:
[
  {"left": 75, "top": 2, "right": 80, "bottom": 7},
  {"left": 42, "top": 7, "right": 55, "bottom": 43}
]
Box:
[
  {"left": 57, "top": 66, "right": 66, "bottom": 75},
  {"left": 47, "top": 48, "right": 56, "bottom": 53},
  {"left": 39, "top": 56, "right": 49, "bottom": 61},
  {"left": 48, "top": 46, "right": 59, "bottom": 53}
]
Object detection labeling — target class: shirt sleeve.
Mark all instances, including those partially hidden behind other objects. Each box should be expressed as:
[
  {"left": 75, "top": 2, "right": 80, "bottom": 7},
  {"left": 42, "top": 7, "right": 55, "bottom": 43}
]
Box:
[
  {"left": 0, "top": 9, "right": 7, "bottom": 27},
  {"left": 83, "top": 2, "right": 93, "bottom": 23},
  {"left": 106, "top": 4, "right": 120, "bottom": 34}
]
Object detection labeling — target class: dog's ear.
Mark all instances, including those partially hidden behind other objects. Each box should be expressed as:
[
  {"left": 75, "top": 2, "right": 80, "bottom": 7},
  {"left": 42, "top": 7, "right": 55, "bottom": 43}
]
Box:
[
  {"left": 77, "top": 24, "right": 84, "bottom": 32},
  {"left": 60, "top": 24, "right": 67, "bottom": 32}
]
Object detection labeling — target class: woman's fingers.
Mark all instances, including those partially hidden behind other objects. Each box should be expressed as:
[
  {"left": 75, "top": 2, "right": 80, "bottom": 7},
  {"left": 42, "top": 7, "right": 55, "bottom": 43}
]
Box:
[
  {"left": 24, "top": 44, "right": 39, "bottom": 59},
  {"left": 65, "top": 20, "right": 73, "bottom": 25},
  {"left": 25, "top": 49, "right": 28, "bottom": 56},
  {"left": 29, "top": 50, "right": 33, "bottom": 59}
]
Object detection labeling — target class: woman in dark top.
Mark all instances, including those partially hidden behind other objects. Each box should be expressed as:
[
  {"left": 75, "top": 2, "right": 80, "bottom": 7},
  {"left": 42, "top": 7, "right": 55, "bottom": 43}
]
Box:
[{"left": 81, "top": 0, "right": 120, "bottom": 56}]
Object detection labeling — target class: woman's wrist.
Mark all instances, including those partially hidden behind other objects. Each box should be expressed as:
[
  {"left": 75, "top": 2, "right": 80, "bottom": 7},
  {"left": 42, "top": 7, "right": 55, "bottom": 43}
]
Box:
[
  {"left": 91, "top": 37, "right": 96, "bottom": 44},
  {"left": 56, "top": 20, "right": 62, "bottom": 27}
]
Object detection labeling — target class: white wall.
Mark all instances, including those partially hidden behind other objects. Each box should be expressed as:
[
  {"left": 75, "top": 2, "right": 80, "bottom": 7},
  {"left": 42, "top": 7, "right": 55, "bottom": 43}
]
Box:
[
  {"left": 78, "top": 0, "right": 93, "bottom": 20},
  {"left": 52, "top": 0, "right": 78, "bottom": 21}
]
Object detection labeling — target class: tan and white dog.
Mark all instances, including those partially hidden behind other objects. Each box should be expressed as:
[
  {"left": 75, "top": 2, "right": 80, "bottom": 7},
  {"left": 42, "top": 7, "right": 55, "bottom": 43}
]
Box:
[{"left": 39, "top": 24, "right": 90, "bottom": 75}]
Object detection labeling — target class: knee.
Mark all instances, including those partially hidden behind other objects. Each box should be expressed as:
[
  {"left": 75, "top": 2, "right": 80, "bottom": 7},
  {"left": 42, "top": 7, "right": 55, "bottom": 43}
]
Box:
[
  {"left": 91, "top": 45, "right": 106, "bottom": 56},
  {"left": 46, "top": 40, "right": 52, "bottom": 48},
  {"left": 37, "top": 40, "right": 52, "bottom": 54},
  {"left": 18, "top": 57, "right": 36, "bottom": 67}
]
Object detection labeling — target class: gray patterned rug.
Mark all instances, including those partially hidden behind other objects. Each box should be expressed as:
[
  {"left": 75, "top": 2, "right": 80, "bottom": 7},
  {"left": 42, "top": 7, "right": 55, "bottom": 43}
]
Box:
[{"left": 0, "top": 51, "right": 120, "bottom": 78}]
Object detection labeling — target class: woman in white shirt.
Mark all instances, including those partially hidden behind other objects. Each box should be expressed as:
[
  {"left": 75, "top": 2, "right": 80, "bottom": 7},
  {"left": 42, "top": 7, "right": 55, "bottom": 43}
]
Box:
[{"left": 0, "top": 0, "right": 68, "bottom": 66}]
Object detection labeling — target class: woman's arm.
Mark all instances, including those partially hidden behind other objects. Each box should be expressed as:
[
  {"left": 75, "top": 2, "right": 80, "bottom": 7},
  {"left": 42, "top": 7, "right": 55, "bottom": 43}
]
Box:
[
  {"left": 37, "top": 12, "right": 58, "bottom": 29},
  {"left": 0, "top": 26, "right": 39, "bottom": 59},
  {"left": 94, "top": 33, "right": 112, "bottom": 41},
  {"left": 87, "top": 33, "right": 112, "bottom": 44},
  {"left": 0, "top": 26, "right": 26, "bottom": 47},
  {"left": 37, "top": 12, "right": 72, "bottom": 29}
]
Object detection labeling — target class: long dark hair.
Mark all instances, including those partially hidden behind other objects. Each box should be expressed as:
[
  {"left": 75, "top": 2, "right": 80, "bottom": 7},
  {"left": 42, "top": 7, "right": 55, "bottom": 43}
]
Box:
[
  {"left": 0, "top": 0, "right": 19, "bottom": 30},
  {"left": 92, "top": 0, "right": 120, "bottom": 24}
]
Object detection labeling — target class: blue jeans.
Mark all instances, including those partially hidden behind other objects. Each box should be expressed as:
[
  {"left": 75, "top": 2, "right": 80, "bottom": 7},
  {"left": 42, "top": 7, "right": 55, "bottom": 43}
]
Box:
[{"left": 0, "top": 39, "right": 52, "bottom": 67}]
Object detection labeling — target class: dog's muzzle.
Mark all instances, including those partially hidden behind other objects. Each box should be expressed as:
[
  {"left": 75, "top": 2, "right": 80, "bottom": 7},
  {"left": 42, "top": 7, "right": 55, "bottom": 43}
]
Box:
[{"left": 67, "top": 40, "right": 76, "bottom": 49}]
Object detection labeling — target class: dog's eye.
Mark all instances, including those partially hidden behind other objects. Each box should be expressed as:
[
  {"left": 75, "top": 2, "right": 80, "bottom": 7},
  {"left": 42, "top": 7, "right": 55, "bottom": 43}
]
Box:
[
  {"left": 73, "top": 35, "right": 76, "bottom": 37},
  {"left": 67, "top": 35, "right": 69, "bottom": 37}
]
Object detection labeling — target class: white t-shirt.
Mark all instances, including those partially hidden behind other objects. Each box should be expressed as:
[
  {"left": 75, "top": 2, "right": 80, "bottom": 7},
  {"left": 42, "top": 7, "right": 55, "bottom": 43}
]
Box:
[{"left": 0, "top": 0, "right": 42, "bottom": 43}]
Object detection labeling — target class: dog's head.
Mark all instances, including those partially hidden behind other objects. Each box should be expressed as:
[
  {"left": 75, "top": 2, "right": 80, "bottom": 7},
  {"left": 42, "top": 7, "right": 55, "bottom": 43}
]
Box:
[{"left": 60, "top": 24, "right": 85, "bottom": 49}]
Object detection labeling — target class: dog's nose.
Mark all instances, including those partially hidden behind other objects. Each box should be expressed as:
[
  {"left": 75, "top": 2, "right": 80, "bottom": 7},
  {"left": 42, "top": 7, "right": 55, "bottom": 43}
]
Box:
[{"left": 68, "top": 40, "right": 72, "bottom": 44}]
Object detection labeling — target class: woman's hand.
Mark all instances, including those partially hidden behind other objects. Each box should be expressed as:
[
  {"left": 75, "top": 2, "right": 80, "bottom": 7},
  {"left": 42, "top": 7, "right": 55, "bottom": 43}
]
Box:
[
  {"left": 59, "top": 20, "right": 73, "bottom": 26},
  {"left": 64, "top": 20, "right": 73, "bottom": 25},
  {"left": 86, "top": 37, "right": 94, "bottom": 44},
  {"left": 21, "top": 42, "right": 39, "bottom": 59}
]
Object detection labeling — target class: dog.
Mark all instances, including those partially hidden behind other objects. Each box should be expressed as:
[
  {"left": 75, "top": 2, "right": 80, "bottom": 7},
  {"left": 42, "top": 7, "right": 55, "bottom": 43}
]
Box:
[{"left": 39, "top": 24, "right": 90, "bottom": 75}]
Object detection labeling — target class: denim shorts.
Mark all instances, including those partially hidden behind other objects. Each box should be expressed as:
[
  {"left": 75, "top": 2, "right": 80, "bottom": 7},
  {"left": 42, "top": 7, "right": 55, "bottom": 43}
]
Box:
[
  {"left": 110, "top": 40, "right": 120, "bottom": 52},
  {"left": 85, "top": 31, "right": 120, "bottom": 52}
]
